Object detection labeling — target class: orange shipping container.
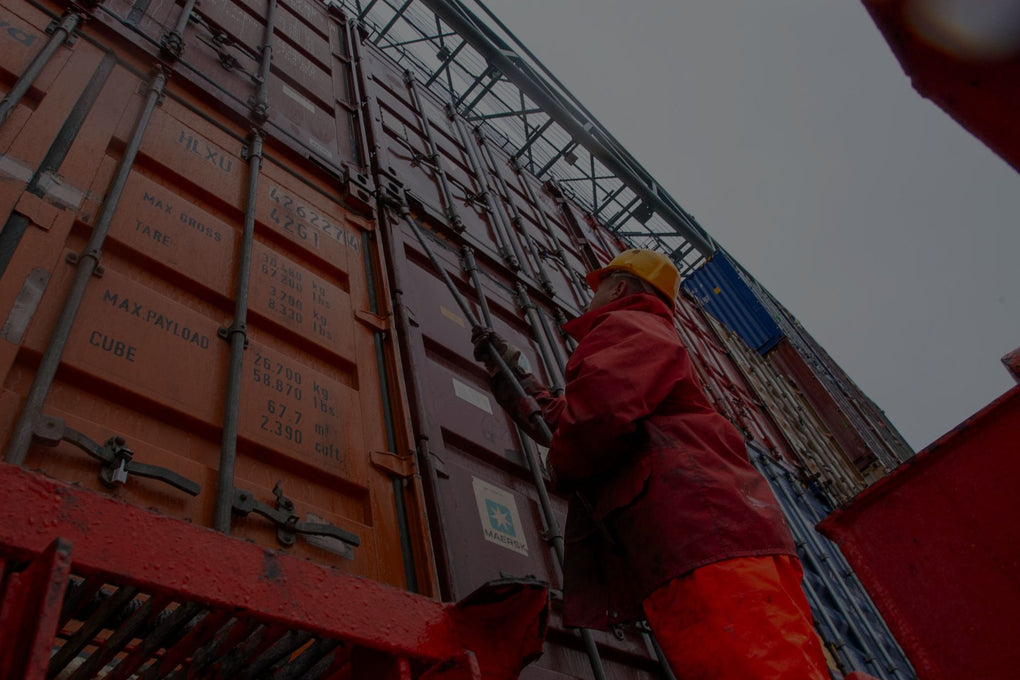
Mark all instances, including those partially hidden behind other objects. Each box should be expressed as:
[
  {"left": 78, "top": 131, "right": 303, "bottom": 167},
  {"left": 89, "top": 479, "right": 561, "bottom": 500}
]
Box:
[{"left": 0, "top": 0, "right": 433, "bottom": 594}]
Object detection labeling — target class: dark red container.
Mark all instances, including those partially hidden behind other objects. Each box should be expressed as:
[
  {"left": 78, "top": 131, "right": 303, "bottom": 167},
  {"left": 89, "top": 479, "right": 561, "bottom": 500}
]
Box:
[
  {"left": 819, "top": 385, "right": 1020, "bottom": 680},
  {"left": 769, "top": 338, "right": 879, "bottom": 475}
]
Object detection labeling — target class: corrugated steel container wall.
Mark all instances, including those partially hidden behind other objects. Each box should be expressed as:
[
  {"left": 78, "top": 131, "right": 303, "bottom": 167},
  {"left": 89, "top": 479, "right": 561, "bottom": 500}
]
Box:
[
  {"left": 755, "top": 449, "right": 915, "bottom": 680},
  {"left": 0, "top": 0, "right": 434, "bottom": 592},
  {"left": 673, "top": 292, "right": 792, "bottom": 460},
  {"left": 695, "top": 307, "right": 867, "bottom": 503},
  {"left": 683, "top": 251, "right": 913, "bottom": 477},
  {"left": 355, "top": 34, "right": 665, "bottom": 680},
  {"left": 751, "top": 282, "right": 915, "bottom": 471},
  {"left": 820, "top": 385, "right": 1020, "bottom": 680},
  {"left": 680, "top": 252, "right": 784, "bottom": 354},
  {"left": 769, "top": 339, "right": 882, "bottom": 479}
]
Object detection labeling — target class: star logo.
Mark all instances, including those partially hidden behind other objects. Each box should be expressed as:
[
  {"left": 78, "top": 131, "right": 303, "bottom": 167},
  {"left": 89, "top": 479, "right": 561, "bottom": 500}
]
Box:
[{"left": 485, "top": 499, "right": 516, "bottom": 536}]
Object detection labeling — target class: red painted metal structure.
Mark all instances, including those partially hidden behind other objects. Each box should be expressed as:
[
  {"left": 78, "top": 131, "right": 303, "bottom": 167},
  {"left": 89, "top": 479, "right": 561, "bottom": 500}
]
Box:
[
  {"left": 863, "top": 0, "right": 1020, "bottom": 172},
  {"left": 819, "top": 381, "right": 1020, "bottom": 680},
  {"left": 0, "top": 463, "right": 548, "bottom": 680}
]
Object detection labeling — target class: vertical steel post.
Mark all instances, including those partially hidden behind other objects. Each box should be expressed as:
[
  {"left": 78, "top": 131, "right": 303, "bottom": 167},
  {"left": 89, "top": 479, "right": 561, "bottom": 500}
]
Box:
[
  {"left": 345, "top": 16, "right": 427, "bottom": 594},
  {"left": 0, "top": 10, "right": 83, "bottom": 128},
  {"left": 459, "top": 246, "right": 492, "bottom": 324},
  {"left": 5, "top": 69, "right": 167, "bottom": 465},
  {"left": 553, "top": 307, "right": 579, "bottom": 352}
]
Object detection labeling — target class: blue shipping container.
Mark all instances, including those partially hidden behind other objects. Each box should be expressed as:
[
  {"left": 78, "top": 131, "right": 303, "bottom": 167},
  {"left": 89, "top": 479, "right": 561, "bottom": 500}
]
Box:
[{"left": 681, "top": 253, "right": 784, "bottom": 354}]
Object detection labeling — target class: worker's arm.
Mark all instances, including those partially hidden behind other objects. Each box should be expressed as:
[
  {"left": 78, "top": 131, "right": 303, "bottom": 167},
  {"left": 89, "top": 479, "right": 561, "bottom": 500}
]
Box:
[
  {"left": 472, "top": 328, "right": 563, "bottom": 445},
  {"left": 547, "top": 312, "right": 680, "bottom": 482}
]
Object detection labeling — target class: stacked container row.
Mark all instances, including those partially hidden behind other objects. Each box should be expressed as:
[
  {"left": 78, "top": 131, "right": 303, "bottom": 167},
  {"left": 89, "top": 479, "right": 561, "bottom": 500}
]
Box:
[{"left": 0, "top": 0, "right": 915, "bottom": 677}]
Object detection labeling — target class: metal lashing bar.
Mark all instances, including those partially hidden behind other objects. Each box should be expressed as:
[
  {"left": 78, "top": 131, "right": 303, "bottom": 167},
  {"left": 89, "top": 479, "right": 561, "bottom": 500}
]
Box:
[
  {"left": 447, "top": 105, "right": 523, "bottom": 271},
  {"left": 0, "top": 10, "right": 84, "bottom": 128},
  {"left": 511, "top": 157, "right": 591, "bottom": 306},
  {"left": 553, "top": 307, "right": 579, "bottom": 353},
  {"left": 398, "top": 203, "right": 608, "bottom": 680},
  {"left": 214, "top": 130, "right": 263, "bottom": 534},
  {"left": 476, "top": 128, "right": 557, "bottom": 297},
  {"left": 405, "top": 72, "right": 463, "bottom": 231},
  {"left": 400, "top": 205, "right": 549, "bottom": 440},
  {"left": 249, "top": 0, "right": 277, "bottom": 123},
  {"left": 459, "top": 245, "right": 493, "bottom": 328},
  {"left": 514, "top": 283, "right": 565, "bottom": 382},
  {"left": 4, "top": 69, "right": 168, "bottom": 466}
]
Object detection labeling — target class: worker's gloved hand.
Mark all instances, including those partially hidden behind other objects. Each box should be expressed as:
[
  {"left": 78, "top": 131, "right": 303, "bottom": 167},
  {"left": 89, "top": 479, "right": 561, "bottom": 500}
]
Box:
[{"left": 471, "top": 326, "right": 523, "bottom": 376}]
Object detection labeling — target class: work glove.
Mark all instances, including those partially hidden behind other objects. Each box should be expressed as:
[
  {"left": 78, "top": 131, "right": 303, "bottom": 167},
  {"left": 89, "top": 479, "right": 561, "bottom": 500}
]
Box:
[{"left": 471, "top": 326, "right": 523, "bottom": 376}]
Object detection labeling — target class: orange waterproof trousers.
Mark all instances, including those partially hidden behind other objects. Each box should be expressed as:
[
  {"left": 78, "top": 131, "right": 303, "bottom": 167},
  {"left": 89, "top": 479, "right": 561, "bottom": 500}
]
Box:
[{"left": 642, "top": 555, "right": 830, "bottom": 680}]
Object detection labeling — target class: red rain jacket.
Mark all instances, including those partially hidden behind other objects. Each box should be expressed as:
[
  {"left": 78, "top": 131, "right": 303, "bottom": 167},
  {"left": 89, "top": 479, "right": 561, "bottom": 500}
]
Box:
[{"left": 506, "top": 293, "right": 796, "bottom": 629}]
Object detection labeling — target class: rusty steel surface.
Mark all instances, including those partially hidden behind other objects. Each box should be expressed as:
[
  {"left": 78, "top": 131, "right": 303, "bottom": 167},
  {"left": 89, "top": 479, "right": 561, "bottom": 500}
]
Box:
[
  {"left": 820, "top": 385, "right": 1020, "bottom": 680},
  {"left": 0, "top": 463, "right": 549, "bottom": 680}
]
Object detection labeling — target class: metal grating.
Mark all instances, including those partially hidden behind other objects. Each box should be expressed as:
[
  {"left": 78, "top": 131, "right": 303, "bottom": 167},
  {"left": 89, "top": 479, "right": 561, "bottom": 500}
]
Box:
[
  {"left": 26, "top": 571, "right": 349, "bottom": 680},
  {"left": 332, "top": 0, "right": 716, "bottom": 275}
]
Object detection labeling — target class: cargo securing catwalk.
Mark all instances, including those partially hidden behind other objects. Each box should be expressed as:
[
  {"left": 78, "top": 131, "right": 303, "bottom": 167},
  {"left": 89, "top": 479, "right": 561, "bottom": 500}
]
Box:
[{"left": 0, "top": 0, "right": 919, "bottom": 678}]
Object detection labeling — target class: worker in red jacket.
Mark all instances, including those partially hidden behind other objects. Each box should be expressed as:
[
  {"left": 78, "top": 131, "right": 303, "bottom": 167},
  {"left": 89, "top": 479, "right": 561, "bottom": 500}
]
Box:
[{"left": 473, "top": 249, "right": 831, "bottom": 679}]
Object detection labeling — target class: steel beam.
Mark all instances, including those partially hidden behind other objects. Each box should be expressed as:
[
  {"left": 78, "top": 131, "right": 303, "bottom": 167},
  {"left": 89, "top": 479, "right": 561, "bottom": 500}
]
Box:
[{"left": 419, "top": 0, "right": 716, "bottom": 257}]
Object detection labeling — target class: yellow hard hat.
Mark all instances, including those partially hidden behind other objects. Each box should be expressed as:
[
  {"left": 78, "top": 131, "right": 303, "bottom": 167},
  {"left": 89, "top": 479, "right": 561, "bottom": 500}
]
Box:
[{"left": 585, "top": 249, "right": 680, "bottom": 306}]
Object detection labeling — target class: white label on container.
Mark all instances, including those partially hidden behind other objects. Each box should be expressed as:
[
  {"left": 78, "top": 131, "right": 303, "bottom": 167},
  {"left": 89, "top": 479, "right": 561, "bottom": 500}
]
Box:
[
  {"left": 282, "top": 83, "right": 316, "bottom": 112},
  {"left": 305, "top": 136, "right": 333, "bottom": 160},
  {"left": 441, "top": 305, "right": 466, "bottom": 327},
  {"left": 472, "top": 477, "right": 528, "bottom": 556},
  {"left": 453, "top": 378, "right": 492, "bottom": 414}
]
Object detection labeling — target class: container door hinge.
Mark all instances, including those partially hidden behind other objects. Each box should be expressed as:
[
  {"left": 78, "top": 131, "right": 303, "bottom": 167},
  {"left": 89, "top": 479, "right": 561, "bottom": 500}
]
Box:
[
  {"left": 355, "top": 309, "right": 390, "bottom": 332},
  {"left": 232, "top": 483, "right": 361, "bottom": 551},
  {"left": 31, "top": 415, "right": 200, "bottom": 496},
  {"left": 370, "top": 450, "right": 415, "bottom": 478}
]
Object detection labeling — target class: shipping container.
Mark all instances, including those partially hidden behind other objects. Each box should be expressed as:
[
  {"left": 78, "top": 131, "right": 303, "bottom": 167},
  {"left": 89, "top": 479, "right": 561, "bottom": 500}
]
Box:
[
  {"left": 1, "top": 0, "right": 918, "bottom": 678},
  {"left": 683, "top": 251, "right": 914, "bottom": 480}
]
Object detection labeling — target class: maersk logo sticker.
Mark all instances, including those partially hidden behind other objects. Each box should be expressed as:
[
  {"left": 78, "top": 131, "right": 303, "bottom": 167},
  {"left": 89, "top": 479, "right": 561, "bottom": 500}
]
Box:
[{"left": 473, "top": 477, "right": 528, "bottom": 556}]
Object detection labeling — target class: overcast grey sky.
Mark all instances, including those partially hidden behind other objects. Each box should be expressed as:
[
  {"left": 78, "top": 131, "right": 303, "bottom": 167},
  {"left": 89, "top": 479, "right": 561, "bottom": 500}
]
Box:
[{"left": 487, "top": 0, "right": 1020, "bottom": 450}]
